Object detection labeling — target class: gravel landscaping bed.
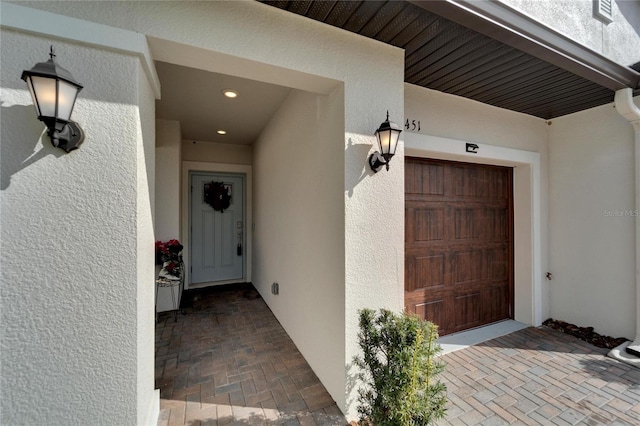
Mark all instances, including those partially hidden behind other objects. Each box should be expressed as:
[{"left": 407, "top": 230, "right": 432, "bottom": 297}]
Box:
[{"left": 543, "top": 318, "right": 629, "bottom": 349}]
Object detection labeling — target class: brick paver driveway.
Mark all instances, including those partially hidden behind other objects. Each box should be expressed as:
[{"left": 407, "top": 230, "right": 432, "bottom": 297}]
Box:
[
  {"left": 156, "top": 283, "right": 640, "bottom": 425},
  {"left": 438, "top": 326, "right": 640, "bottom": 425}
]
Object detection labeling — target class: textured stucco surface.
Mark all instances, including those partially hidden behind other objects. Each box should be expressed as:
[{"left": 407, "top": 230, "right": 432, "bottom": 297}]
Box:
[
  {"left": 137, "top": 60, "right": 159, "bottom": 426},
  {"left": 549, "top": 101, "right": 637, "bottom": 339},
  {"left": 500, "top": 0, "right": 640, "bottom": 66},
  {"left": 13, "top": 1, "right": 404, "bottom": 418},
  {"left": 1, "top": 29, "right": 153, "bottom": 424}
]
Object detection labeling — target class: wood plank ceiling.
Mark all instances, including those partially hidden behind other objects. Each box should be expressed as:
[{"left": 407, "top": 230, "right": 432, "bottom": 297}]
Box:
[{"left": 259, "top": 0, "right": 630, "bottom": 119}]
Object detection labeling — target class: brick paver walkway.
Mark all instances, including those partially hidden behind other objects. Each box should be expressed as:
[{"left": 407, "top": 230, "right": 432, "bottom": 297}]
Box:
[
  {"left": 155, "top": 283, "right": 346, "bottom": 426},
  {"left": 438, "top": 326, "right": 640, "bottom": 425},
  {"left": 156, "top": 284, "right": 640, "bottom": 425}
]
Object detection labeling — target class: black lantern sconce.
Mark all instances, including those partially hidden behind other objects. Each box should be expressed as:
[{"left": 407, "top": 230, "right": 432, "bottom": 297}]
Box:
[
  {"left": 369, "top": 111, "right": 402, "bottom": 173},
  {"left": 21, "top": 46, "right": 84, "bottom": 153}
]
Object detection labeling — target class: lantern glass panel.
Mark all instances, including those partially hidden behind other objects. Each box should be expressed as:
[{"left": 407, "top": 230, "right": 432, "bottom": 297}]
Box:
[
  {"left": 29, "top": 76, "right": 57, "bottom": 118},
  {"left": 377, "top": 129, "right": 392, "bottom": 154},
  {"left": 389, "top": 131, "right": 400, "bottom": 155},
  {"left": 57, "top": 80, "right": 79, "bottom": 122}
]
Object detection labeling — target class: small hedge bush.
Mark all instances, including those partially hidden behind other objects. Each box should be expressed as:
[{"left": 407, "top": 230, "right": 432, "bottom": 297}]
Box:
[{"left": 353, "top": 309, "right": 447, "bottom": 425}]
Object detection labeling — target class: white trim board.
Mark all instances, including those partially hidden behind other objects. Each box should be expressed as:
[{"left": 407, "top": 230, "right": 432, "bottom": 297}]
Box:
[
  {"left": 1, "top": 2, "right": 160, "bottom": 98},
  {"left": 405, "top": 132, "right": 544, "bottom": 328}
]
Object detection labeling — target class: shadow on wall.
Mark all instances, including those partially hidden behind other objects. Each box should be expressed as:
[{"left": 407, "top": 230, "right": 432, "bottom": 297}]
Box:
[
  {"left": 345, "top": 361, "right": 361, "bottom": 421},
  {"left": 616, "top": 0, "right": 640, "bottom": 39},
  {"left": 345, "top": 137, "right": 374, "bottom": 198},
  {"left": 0, "top": 104, "right": 62, "bottom": 190}
]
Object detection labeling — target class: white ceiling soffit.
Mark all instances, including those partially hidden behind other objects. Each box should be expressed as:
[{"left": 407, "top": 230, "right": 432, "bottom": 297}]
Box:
[
  {"left": 409, "top": 0, "right": 640, "bottom": 91},
  {"left": 155, "top": 61, "right": 291, "bottom": 145}
]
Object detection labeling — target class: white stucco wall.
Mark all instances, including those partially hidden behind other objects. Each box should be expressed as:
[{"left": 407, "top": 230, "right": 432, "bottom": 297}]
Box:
[
  {"left": 548, "top": 100, "right": 637, "bottom": 339},
  {"left": 137, "top": 61, "right": 159, "bottom": 426},
  {"left": 500, "top": 0, "right": 640, "bottom": 66},
  {"left": 8, "top": 1, "right": 402, "bottom": 419},
  {"left": 182, "top": 140, "right": 252, "bottom": 165},
  {"left": 253, "top": 87, "right": 346, "bottom": 411},
  {"left": 1, "top": 27, "right": 156, "bottom": 424},
  {"left": 155, "top": 119, "right": 182, "bottom": 241}
]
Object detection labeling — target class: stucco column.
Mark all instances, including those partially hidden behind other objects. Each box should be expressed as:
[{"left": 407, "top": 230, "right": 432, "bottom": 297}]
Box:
[{"left": 613, "top": 88, "right": 640, "bottom": 358}]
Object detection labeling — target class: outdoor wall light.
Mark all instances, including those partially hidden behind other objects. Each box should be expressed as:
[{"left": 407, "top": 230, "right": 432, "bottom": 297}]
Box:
[
  {"left": 21, "top": 46, "right": 84, "bottom": 153},
  {"left": 369, "top": 111, "right": 402, "bottom": 173}
]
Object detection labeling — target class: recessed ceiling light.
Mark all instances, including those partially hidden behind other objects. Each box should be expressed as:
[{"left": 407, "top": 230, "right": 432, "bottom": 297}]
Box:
[
  {"left": 217, "top": 130, "right": 227, "bottom": 135},
  {"left": 222, "top": 89, "right": 238, "bottom": 98}
]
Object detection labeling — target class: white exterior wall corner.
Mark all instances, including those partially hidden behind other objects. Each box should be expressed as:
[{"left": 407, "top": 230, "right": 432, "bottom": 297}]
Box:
[
  {"left": 404, "top": 83, "right": 551, "bottom": 326},
  {"left": 549, "top": 100, "right": 637, "bottom": 339},
  {"left": 499, "top": 0, "right": 640, "bottom": 67},
  {"left": 341, "top": 39, "right": 404, "bottom": 424},
  {"left": 138, "top": 61, "right": 159, "bottom": 426},
  {"left": 9, "top": 1, "right": 404, "bottom": 419},
  {"left": 0, "top": 27, "right": 156, "bottom": 425}
]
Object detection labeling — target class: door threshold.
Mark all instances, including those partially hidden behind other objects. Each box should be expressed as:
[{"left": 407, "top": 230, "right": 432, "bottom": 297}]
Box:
[
  {"left": 437, "top": 320, "right": 529, "bottom": 355},
  {"left": 188, "top": 279, "right": 245, "bottom": 290}
]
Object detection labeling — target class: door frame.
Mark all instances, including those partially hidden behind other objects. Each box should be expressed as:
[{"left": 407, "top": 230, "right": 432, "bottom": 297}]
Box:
[
  {"left": 405, "top": 133, "right": 543, "bottom": 327},
  {"left": 182, "top": 161, "right": 252, "bottom": 289}
]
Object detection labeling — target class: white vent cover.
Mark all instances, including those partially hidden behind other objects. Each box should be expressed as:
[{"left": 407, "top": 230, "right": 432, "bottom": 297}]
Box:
[{"left": 594, "top": 0, "right": 614, "bottom": 24}]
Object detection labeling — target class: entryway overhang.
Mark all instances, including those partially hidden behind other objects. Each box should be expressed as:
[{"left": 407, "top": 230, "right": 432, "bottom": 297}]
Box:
[{"left": 260, "top": 0, "right": 640, "bottom": 119}]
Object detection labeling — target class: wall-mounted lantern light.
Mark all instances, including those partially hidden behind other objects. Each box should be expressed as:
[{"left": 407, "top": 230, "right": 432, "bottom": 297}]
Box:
[
  {"left": 21, "top": 46, "right": 84, "bottom": 153},
  {"left": 369, "top": 111, "right": 402, "bottom": 173}
]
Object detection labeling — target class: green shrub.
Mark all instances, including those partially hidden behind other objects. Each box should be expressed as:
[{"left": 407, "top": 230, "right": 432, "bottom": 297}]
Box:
[{"left": 353, "top": 309, "right": 447, "bottom": 425}]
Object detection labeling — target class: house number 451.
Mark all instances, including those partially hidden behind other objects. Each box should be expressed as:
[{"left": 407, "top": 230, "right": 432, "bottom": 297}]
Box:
[{"left": 405, "top": 119, "right": 421, "bottom": 132}]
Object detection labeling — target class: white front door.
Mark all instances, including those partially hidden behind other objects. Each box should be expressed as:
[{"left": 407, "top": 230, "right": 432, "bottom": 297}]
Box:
[{"left": 190, "top": 172, "right": 244, "bottom": 284}]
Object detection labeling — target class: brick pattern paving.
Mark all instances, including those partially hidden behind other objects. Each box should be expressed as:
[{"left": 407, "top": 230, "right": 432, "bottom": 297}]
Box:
[
  {"left": 438, "top": 326, "right": 640, "bottom": 425},
  {"left": 155, "top": 284, "right": 346, "bottom": 426}
]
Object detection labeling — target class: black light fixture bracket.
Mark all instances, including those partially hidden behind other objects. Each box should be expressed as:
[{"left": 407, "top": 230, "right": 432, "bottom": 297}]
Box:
[
  {"left": 368, "top": 151, "right": 387, "bottom": 173},
  {"left": 45, "top": 119, "right": 85, "bottom": 153}
]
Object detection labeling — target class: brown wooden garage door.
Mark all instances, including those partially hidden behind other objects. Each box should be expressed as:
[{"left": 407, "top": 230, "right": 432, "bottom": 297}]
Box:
[{"left": 405, "top": 158, "right": 514, "bottom": 336}]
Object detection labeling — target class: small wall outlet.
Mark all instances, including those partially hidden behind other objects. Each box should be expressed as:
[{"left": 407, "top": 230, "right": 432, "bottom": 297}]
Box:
[{"left": 272, "top": 282, "right": 279, "bottom": 295}]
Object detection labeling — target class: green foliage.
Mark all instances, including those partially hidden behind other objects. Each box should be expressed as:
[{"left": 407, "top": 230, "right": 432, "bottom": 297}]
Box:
[{"left": 353, "top": 309, "right": 447, "bottom": 425}]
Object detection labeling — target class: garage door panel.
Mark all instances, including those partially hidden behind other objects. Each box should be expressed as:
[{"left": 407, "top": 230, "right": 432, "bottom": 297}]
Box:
[
  {"left": 487, "top": 247, "right": 509, "bottom": 280},
  {"left": 452, "top": 250, "right": 483, "bottom": 284},
  {"left": 486, "top": 208, "right": 509, "bottom": 239},
  {"left": 454, "top": 292, "right": 481, "bottom": 330},
  {"left": 453, "top": 208, "right": 483, "bottom": 240},
  {"left": 485, "top": 284, "right": 511, "bottom": 321},
  {"left": 406, "top": 160, "right": 445, "bottom": 196},
  {"left": 454, "top": 166, "right": 490, "bottom": 198},
  {"left": 406, "top": 253, "right": 446, "bottom": 291},
  {"left": 414, "top": 207, "right": 445, "bottom": 242},
  {"left": 413, "top": 299, "right": 447, "bottom": 333},
  {"left": 406, "top": 158, "right": 513, "bottom": 336}
]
